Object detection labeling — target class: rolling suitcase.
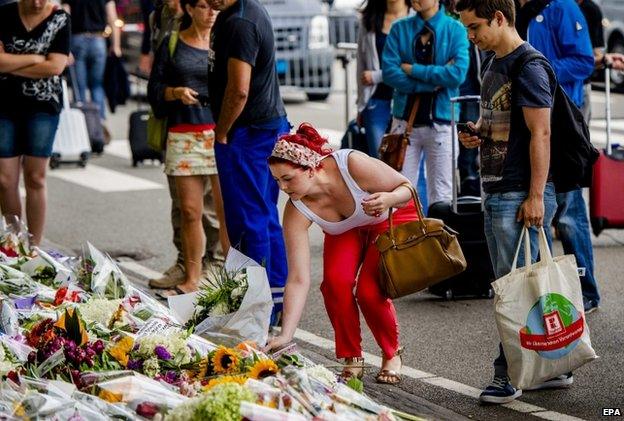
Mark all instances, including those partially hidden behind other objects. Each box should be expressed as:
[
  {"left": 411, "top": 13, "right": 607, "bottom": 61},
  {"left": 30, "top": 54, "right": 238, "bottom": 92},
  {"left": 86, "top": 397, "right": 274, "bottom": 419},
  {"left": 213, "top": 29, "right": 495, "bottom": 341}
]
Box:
[
  {"left": 340, "top": 119, "right": 370, "bottom": 155},
  {"left": 50, "top": 79, "right": 91, "bottom": 169},
  {"left": 590, "top": 66, "right": 624, "bottom": 235},
  {"left": 427, "top": 95, "right": 495, "bottom": 300},
  {"left": 129, "top": 109, "right": 164, "bottom": 167},
  {"left": 68, "top": 66, "right": 105, "bottom": 154}
]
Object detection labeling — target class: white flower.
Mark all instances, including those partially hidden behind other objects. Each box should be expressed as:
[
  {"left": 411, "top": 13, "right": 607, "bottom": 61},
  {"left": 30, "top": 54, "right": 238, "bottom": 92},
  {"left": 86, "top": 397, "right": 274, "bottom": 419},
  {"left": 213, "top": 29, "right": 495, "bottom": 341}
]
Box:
[
  {"left": 305, "top": 365, "right": 338, "bottom": 389},
  {"left": 79, "top": 298, "right": 123, "bottom": 327},
  {"left": 231, "top": 285, "right": 246, "bottom": 299},
  {"left": 208, "top": 301, "right": 231, "bottom": 317},
  {"left": 136, "top": 334, "right": 193, "bottom": 365},
  {"left": 143, "top": 356, "right": 160, "bottom": 378}
]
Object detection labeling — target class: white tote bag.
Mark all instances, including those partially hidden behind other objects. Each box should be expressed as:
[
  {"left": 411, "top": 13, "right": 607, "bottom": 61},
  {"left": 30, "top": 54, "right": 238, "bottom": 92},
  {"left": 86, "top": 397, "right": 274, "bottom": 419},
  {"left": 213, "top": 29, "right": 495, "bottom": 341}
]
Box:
[{"left": 492, "top": 227, "right": 598, "bottom": 390}]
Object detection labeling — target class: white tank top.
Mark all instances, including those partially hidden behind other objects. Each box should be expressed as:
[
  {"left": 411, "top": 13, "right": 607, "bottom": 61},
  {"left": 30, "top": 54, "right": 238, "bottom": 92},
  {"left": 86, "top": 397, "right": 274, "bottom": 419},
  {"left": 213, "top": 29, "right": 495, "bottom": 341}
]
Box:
[{"left": 291, "top": 149, "right": 387, "bottom": 235}]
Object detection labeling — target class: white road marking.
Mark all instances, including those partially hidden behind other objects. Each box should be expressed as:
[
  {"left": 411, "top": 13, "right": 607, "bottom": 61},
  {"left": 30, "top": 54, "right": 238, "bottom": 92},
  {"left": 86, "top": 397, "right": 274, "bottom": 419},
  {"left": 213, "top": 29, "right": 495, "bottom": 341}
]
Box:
[
  {"left": 316, "top": 128, "right": 343, "bottom": 149},
  {"left": 106, "top": 139, "right": 133, "bottom": 160},
  {"left": 48, "top": 164, "right": 164, "bottom": 192},
  {"left": 116, "top": 259, "right": 589, "bottom": 421}
]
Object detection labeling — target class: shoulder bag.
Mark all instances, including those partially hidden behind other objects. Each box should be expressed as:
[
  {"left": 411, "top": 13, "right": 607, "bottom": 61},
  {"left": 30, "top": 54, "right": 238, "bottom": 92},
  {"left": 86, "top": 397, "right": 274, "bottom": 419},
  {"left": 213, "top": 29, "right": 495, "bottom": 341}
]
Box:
[{"left": 377, "top": 96, "right": 420, "bottom": 171}]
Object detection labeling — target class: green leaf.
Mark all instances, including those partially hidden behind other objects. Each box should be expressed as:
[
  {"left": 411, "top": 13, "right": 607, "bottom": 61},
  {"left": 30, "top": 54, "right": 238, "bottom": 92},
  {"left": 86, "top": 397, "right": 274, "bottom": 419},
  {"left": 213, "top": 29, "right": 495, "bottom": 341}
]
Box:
[{"left": 346, "top": 377, "right": 364, "bottom": 393}]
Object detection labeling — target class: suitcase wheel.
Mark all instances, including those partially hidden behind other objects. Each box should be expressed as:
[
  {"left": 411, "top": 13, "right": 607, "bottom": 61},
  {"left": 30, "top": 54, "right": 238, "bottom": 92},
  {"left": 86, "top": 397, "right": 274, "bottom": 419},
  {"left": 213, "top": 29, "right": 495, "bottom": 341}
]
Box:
[
  {"left": 49, "top": 154, "right": 61, "bottom": 170},
  {"left": 485, "top": 288, "right": 494, "bottom": 299},
  {"left": 79, "top": 152, "right": 89, "bottom": 168},
  {"left": 132, "top": 159, "right": 138, "bottom": 167},
  {"left": 444, "top": 289, "right": 454, "bottom": 301}
]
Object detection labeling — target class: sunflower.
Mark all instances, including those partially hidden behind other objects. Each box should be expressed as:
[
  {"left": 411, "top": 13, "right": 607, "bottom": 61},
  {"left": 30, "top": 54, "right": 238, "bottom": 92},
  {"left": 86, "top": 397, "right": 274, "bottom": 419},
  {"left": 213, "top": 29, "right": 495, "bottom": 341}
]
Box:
[
  {"left": 248, "top": 359, "right": 279, "bottom": 380},
  {"left": 108, "top": 336, "right": 134, "bottom": 367},
  {"left": 211, "top": 346, "right": 241, "bottom": 374},
  {"left": 203, "top": 375, "right": 248, "bottom": 391}
]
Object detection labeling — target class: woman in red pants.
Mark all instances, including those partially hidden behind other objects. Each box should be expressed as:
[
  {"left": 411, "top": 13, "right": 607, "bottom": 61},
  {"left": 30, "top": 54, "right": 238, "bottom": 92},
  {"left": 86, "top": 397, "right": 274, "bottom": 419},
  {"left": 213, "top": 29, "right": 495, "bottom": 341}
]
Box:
[{"left": 266, "top": 123, "right": 419, "bottom": 385}]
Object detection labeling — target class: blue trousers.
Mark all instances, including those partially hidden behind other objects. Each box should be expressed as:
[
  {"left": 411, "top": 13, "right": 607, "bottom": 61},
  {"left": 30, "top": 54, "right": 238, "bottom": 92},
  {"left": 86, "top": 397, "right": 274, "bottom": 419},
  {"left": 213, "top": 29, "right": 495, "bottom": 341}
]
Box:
[
  {"left": 483, "top": 183, "right": 558, "bottom": 378},
  {"left": 554, "top": 189, "right": 600, "bottom": 304},
  {"left": 361, "top": 98, "right": 391, "bottom": 158},
  {"left": 214, "top": 118, "right": 290, "bottom": 324},
  {"left": 71, "top": 34, "right": 107, "bottom": 119}
]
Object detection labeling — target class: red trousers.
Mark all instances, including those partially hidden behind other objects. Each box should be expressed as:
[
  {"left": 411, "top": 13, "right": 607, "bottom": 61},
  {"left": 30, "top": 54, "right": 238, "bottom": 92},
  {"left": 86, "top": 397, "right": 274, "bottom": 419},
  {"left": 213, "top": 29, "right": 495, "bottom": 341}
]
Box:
[{"left": 321, "top": 201, "right": 418, "bottom": 360}]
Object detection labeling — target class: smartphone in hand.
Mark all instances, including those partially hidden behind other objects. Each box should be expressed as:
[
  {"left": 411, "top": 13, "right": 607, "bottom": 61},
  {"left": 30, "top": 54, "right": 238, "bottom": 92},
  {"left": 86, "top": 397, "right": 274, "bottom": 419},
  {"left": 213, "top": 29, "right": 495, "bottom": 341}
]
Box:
[{"left": 457, "top": 122, "right": 479, "bottom": 137}]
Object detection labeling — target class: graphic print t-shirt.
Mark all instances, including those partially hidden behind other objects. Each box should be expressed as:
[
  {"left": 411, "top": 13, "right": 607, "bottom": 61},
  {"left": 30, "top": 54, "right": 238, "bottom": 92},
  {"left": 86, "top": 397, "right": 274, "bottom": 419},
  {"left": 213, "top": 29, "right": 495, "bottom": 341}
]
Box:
[
  {"left": 0, "top": 2, "right": 71, "bottom": 115},
  {"left": 479, "top": 43, "right": 556, "bottom": 194}
]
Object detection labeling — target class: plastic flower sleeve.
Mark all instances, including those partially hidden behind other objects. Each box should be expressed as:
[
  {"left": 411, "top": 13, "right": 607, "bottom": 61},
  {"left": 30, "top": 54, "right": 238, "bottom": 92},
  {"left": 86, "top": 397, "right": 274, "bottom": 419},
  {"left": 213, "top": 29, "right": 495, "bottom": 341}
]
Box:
[
  {"left": 20, "top": 247, "right": 75, "bottom": 288},
  {"left": 81, "top": 243, "right": 128, "bottom": 299},
  {"left": 0, "top": 300, "right": 19, "bottom": 336},
  {"left": 240, "top": 401, "right": 308, "bottom": 421},
  {"left": 0, "top": 333, "right": 35, "bottom": 362}
]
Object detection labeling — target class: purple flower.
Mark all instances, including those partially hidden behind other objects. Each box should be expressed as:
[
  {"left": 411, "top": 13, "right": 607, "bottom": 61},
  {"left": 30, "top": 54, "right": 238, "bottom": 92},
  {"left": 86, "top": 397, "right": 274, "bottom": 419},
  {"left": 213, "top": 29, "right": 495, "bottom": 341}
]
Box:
[
  {"left": 154, "top": 345, "right": 172, "bottom": 361},
  {"left": 161, "top": 370, "right": 179, "bottom": 384},
  {"left": 127, "top": 359, "right": 144, "bottom": 371}
]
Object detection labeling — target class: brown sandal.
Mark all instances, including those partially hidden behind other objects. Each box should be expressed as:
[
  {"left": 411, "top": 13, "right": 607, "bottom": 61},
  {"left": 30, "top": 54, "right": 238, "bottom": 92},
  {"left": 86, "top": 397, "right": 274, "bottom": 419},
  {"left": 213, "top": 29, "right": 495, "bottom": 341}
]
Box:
[
  {"left": 376, "top": 347, "right": 403, "bottom": 385},
  {"left": 340, "top": 357, "right": 365, "bottom": 381}
]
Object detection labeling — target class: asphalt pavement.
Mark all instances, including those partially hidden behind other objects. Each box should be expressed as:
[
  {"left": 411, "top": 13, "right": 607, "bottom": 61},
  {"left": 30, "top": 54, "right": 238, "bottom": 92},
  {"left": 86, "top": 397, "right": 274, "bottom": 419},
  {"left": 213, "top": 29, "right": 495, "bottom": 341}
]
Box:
[{"left": 39, "top": 76, "right": 624, "bottom": 420}]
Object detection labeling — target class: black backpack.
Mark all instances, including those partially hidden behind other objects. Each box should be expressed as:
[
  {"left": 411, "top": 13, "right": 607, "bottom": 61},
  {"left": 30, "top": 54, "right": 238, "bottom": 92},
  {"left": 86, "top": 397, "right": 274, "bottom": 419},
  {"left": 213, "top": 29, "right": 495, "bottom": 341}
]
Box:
[{"left": 508, "top": 50, "right": 600, "bottom": 193}]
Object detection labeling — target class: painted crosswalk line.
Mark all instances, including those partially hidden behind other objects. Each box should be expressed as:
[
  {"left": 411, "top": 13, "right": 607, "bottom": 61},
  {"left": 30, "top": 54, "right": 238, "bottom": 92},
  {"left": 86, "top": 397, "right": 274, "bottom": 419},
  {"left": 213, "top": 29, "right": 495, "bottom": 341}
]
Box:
[{"left": 48, "top": 164, "right": 164, "bottom": 193}]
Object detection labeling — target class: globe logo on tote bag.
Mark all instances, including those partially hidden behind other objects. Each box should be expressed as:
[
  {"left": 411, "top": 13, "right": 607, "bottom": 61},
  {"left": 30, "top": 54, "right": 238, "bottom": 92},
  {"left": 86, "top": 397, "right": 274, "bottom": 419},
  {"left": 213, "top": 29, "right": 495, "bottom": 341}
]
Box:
[{"left": 518, "top": 293, "right": 585, "bottom": 360}]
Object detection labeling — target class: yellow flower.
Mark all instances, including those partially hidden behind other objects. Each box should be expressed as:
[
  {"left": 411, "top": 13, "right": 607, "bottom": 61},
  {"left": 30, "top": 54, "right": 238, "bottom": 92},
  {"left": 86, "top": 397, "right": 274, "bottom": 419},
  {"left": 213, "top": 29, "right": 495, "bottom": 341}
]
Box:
[
  {"left": 98, "top": 389, "right": 123, "bottom": 403},
  {"left": 108, "top": 336, "right": 134, "bottom": 367},
  {"left": 204, "top": 375, "right": 247, "bottom": 390},
  {"left": 248, "top": 359, "right": 279, "bottom": 380},
  {"left": 211, "top": 346, "right": 241, "bottom": 374}
]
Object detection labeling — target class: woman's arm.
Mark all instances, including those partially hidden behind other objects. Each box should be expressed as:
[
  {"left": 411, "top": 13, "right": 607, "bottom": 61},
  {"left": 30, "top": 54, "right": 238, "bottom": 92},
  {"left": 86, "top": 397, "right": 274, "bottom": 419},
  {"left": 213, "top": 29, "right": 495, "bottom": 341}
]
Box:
[
  {"left": 266, "top": 202, "right": 312, "bottom": 349},
  {"left": 10, "top": 53, "right": 68, "bottom": 78},
  {"left": 106, "top": 0, "right": 122, "bottom": 57},
  {"left": 0, "top": 52, "right": 45, "bottom": 73},
  {"left": 348, "top": 151, "right": 414, "bottom": 214}
]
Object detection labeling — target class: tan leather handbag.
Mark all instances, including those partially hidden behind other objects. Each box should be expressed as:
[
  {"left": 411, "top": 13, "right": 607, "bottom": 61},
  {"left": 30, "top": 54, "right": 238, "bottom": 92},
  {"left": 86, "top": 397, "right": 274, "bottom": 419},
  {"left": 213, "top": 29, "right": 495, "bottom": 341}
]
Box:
[
  {"left": 375, "top": 184, "right": 467, "bottom": 299},
  {"left": 378, "top": 97, "right": 420, "bottom": 172}
]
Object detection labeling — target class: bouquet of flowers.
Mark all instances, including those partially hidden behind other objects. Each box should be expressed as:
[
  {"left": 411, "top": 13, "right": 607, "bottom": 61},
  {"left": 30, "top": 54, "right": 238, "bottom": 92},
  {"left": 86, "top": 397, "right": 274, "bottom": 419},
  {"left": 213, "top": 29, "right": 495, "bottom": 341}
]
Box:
[
  {"left": 186, "top": 266, "right": 248, "bottom": 328},
  {"left": 20, "top": 247, "right": 74, "bottom": 289},
  {"left": 77, "top": 243, "right": 128, "bottom": 299},
  {"left": 0, "top": 216, "right": 30, "bottom": 260},
  {"left": 165, "top": 382, "right": 256, "bottom": 421}
]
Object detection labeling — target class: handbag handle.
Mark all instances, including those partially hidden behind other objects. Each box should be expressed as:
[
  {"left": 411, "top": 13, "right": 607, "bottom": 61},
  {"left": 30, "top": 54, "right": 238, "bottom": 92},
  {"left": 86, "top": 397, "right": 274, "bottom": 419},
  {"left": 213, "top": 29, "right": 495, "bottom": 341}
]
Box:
[
  {"left": 510, "top": 226, "right": 553, "bottom": 271},
  {"left": 387, "top": 183, "right": 426, "bottom": 245},
  {"left": 403, "top": 96, "right": 421, "bottom": 138}
]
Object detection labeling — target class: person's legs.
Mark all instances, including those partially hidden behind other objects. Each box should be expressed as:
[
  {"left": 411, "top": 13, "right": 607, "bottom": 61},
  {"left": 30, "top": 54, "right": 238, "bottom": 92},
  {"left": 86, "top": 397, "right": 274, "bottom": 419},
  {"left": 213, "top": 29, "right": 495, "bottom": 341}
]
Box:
[
  {"left": 175, "top": 175, "right": 207, "bottom": 291},
  {"left": 481, "top": 185, "right": 557, "bottom": 403},
  {"left": 555, "top": 189, "right": 600, "bottom": 308},
  {"left": 423, "top": 123, "right": 453, "bottom": 206},
  {"left": 22, "top": 112, "right": 59, "bottom": 245},
  {"left": 202, "top": 177, "right": 224, "bottom": 265},
  {"left": 361, "top": 98, "right": 392, "bottom": 158},
  {"left": 70, "top": 35, "right": 89, "bottom": 105},
  {"left": 215, "top": 119, "right": 290, "bottom": 323},
  {"left": 322, "top": 229, "right": 366, "bottom": 359},
  {"left": 0, "top": 115, "right": 22, "bottom": 222},
  {"left": 208, "top": 174, "right": 229, "bottom": 257},
  {"left": 85, "top": 37, "right": 107, "bottom": 120}
]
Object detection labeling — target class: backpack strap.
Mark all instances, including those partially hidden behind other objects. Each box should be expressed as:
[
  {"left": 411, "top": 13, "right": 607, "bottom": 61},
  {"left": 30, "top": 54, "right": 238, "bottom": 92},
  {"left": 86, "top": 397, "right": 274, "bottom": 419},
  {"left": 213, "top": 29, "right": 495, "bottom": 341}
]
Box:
[
  {"left": 509, "top": 49, "right": 553, "bottom": 84},
  {"left": 168, "top": 30, "right": 179, "bottom": 58}
]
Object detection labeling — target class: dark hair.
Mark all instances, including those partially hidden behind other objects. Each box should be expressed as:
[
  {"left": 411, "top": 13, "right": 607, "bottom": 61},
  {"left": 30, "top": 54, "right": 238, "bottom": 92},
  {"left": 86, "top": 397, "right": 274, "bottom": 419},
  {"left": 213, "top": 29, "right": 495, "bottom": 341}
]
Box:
[
  {"left": 455, "top": 0, "right": 515, "bottom": 25},
  {"left": 180, "top": 0, "right": 202, "bottom": 30},
  {"left": 268, "top": 123, "right": 333, "bottom": 169},
  {"left": 360, "top": 0, "right": 411, "bottom": 33}
]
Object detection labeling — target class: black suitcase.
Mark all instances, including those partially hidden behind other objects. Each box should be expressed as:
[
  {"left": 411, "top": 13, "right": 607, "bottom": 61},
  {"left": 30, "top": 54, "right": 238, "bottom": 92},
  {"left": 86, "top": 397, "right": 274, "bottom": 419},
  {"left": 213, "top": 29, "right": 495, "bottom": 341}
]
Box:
[
  {"left": 340, "top": 119, "right": 370, "bottom": 155},
  {"left": 427, "top": 95, "right": 494, "bottom": 300},
  {"left": 428, "top": 197, "right": 495, "bottom": 299},
  {"left": 128, "top": 110, "right": 164, "bottom": 167}
]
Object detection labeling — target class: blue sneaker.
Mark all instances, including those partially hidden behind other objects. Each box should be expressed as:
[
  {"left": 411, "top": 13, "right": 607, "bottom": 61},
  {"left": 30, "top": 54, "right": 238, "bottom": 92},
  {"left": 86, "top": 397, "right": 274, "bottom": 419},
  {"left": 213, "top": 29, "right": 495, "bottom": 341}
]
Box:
[
  {"left": 524, "top": 373, "right": 573, "bottom": 391},
  {"left": 583, "top": 297, "right": 599, "bottom": 314},
  {"left": 479, "top": 376, "right": 522, "bottom": 404}
]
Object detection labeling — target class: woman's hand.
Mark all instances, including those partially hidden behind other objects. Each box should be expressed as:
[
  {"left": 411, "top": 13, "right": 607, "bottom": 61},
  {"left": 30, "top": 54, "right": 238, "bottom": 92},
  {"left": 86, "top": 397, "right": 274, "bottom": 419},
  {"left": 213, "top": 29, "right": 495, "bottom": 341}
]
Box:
[
  {"left": 361, "top": 70, "right": 374, "bottom": 86},
  {"left": 174, "top": 87, "right": 199, "bottom": 105},
  {"left": 401, "top": 63, "right": 413, "bottom": 75},
  {"left": 362, "top": 192, "right": 394, "bottom": 217},
  {"left": 263, "top": 334, "right": 292, "bottom": 353}
]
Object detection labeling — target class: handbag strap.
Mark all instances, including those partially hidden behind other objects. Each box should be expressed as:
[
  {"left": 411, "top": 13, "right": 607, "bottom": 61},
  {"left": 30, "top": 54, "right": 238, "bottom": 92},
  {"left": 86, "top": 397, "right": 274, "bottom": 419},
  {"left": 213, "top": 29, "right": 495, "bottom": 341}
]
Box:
[
  {"left": 387, "top": 182, "right": 426, "bottom": 244},
  {"left": 404, "top": 96, "right": 421, "bottom": 138}
]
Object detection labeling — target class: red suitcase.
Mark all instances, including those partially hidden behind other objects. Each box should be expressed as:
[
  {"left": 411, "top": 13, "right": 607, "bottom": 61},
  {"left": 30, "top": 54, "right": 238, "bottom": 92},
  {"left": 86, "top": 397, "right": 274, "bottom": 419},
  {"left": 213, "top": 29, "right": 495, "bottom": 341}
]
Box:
[{"left": 590, "top": 67, "right": 624, "bottom": 236}]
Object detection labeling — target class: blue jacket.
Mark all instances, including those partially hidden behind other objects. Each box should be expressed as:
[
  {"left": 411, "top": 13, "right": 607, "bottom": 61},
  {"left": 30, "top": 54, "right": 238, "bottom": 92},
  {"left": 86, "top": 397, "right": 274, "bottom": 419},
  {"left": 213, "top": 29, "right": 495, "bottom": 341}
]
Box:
[
  {"left": 382, "top": 7, "right": 469, "bottom": 123},
  {"left": 526, "top": 0, "right": 594, "bottom": 107}
]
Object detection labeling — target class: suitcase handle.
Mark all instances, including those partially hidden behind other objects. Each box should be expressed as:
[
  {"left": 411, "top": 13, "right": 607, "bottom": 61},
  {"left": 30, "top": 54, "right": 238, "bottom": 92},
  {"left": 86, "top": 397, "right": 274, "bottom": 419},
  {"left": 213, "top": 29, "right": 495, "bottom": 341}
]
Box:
[{"left": 450, "top": 95, "right": 482, "bottom": 213}]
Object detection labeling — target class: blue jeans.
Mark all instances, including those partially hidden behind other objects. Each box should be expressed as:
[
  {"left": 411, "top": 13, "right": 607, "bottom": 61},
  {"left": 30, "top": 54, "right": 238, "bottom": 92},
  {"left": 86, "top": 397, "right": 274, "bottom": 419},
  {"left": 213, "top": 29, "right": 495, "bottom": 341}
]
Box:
[
  {"left": 555, "top": 188, "right": 600, "bottom": 304},
  {"left": 71, "top": 34, "right": 107, "bottom": 119},
  {"left": 483, "top": 183, "right": 558, "bottom": 378},
  {"left": 0, "top": 112, "right": 60, "bottom": 157},
  {"left": 361, "top": 98, "right": 391, "bottom": 158},
  {"left": 214, "top": 117, "right": 290, "bottom": 325}
]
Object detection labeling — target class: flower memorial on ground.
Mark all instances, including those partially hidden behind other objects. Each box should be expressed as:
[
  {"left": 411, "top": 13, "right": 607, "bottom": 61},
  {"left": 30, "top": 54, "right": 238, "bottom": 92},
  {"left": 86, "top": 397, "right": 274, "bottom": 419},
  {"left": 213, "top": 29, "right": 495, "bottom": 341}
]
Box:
[{"left": 0, "top": 220, "right": 421, "bottom": 420}]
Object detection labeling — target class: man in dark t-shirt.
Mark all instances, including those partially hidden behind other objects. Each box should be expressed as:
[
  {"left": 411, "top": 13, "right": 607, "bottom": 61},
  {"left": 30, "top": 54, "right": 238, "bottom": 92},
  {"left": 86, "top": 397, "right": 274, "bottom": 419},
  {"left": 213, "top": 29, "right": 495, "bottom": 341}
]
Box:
[
  {"left": 457, "top": 0, "right": 559, "bottom": 404},
  {"left": 207, "top": 0, "right": 289, "bottom": 326}
]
